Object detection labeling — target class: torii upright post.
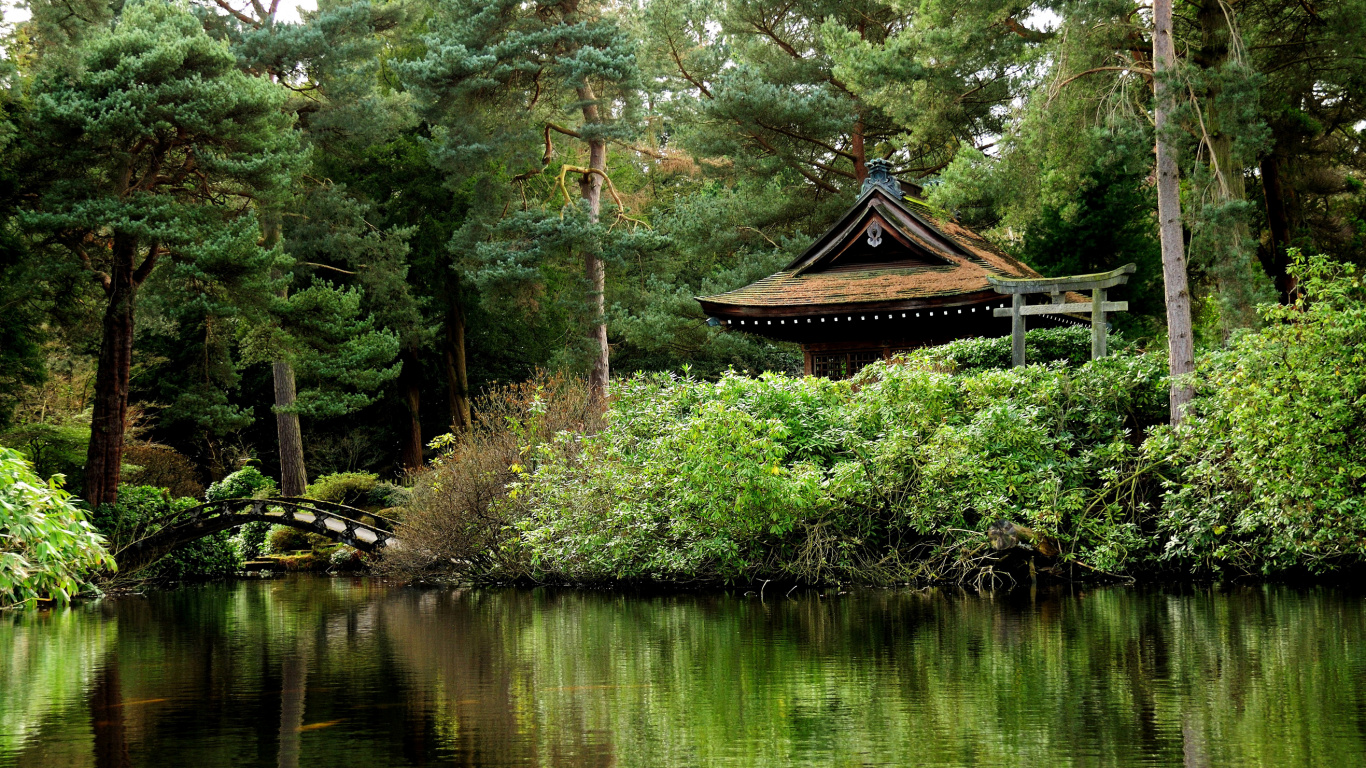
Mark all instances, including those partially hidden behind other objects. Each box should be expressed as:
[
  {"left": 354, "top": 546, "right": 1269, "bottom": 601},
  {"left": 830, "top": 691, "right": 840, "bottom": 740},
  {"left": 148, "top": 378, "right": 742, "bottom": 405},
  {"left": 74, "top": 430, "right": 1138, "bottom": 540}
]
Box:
[{"left": 988, "top": 264, "right": 1136, "bottom": 368}]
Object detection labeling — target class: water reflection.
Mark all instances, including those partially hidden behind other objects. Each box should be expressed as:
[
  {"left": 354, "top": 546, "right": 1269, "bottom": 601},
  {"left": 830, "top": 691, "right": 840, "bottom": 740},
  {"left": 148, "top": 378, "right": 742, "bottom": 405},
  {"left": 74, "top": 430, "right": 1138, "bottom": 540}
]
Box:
[{"left": 2, "top": 578, "right": 1364, "bottom": 767}]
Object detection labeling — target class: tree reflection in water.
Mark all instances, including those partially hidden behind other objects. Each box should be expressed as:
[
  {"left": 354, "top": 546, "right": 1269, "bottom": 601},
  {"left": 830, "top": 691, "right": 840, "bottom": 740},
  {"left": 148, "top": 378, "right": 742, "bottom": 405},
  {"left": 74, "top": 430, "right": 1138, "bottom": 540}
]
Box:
[{"left": 1, "top": 577, "right": 1364, "bottom": 767}]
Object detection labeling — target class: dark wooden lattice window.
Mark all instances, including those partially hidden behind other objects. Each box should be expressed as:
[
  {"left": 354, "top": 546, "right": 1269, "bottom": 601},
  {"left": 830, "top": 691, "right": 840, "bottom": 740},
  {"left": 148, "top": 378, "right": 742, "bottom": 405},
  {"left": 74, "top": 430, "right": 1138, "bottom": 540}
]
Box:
[
  {"left": 812, "top": 354, "right": 847, "bottom": 379},
  {"left": 849, "top": 351, "right": 883, "bottom": 376}
]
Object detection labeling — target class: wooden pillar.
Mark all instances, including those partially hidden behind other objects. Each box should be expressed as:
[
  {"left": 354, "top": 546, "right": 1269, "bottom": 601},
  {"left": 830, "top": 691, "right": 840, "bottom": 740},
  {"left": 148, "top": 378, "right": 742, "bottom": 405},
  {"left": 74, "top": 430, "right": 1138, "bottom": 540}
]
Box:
[
  {"left": 1091, "top": 287, "right": 1107, "bottom": 359},
  {"left": 1011, "top": 293, "right": 1026, "bottom": 368}
]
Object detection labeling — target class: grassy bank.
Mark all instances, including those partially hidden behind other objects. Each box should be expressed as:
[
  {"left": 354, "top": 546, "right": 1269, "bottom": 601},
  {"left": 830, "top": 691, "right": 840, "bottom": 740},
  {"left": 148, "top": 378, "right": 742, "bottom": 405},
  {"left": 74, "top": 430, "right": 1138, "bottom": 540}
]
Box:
[{"left": 386, "top": 258, "right": 1365, "bottom": 586}]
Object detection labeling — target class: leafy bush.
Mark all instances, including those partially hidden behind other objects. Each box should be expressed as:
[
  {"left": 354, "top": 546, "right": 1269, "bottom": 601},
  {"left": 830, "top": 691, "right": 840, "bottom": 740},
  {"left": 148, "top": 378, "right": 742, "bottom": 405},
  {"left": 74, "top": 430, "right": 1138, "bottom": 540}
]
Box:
[
  {"left": 918, "top": 325, "right": 1111, "bottom": 372},
  {"left": 92, "top": 485, "right": 241, "bottom": 581},
  {"left": 1153, "top": 255, "right": 1366, "bottom": 574},
  {"left": 205, "top": 466, "right": 276, "bottom": 502},
  {"left": 122, "top": 445, "right": 204, "bottom": 499},
  {"left": 0, "top": 447, "right": 112, "bottom": 607},
  {"left": 383, "top": 256, "right": 1365, "bottom": 585},
  {"left": 503, "top": 352, "right": 1166, "bottom": 583},
  {"left": 265, "top": 524, "right": 314, "bottom": 554},
  {"left": 368, "top": 482, "right": 410, "bottom": 510},
  {"left": 205, "top": 468, "right": 278, "bottom": 560},
  {"left": 0, "top": 417, "right": 91, "bottom": 491},
  {"left": 305, "top": 472, "right": 377, "bottom": 507}
]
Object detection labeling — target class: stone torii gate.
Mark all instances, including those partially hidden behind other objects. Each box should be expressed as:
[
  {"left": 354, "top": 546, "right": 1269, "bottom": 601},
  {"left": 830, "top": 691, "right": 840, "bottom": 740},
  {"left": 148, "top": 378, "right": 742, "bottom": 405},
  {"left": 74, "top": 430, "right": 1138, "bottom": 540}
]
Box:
[{"left": 987, "top": 263, "right": 1136, "bottom": 368}]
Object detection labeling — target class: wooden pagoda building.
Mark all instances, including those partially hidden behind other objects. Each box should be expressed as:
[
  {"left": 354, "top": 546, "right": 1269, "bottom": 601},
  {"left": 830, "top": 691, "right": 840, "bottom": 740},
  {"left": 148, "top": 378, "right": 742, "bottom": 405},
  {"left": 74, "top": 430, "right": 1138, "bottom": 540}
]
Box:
[{"left": 697, "top": 160, "right": 1083, "bottom": 378}]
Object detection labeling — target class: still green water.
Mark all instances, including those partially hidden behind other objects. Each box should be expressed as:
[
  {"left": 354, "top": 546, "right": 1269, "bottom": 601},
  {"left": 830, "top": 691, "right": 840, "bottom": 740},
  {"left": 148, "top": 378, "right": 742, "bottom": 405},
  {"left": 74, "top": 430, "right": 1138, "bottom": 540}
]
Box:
[{"left": 2, "top": 576, "right": 1364, "bottom": 767}]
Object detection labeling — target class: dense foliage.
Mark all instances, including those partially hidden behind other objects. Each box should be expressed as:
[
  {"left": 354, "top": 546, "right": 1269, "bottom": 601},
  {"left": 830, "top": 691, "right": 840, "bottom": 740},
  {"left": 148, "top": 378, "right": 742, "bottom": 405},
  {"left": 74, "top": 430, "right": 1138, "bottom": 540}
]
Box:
[
  {"left": 3, "top": 0, "right": 1360, "bottom": 502},
  {"left": 1153, "top": 256, "right": 1366, "bottom": 574},
  {"left": 387, "top": 259, "right": 1364, "bottom": 584},
  {"left": 0, "top": 1, "right": 1362, "bottom": 587},
  {"left": 0, "top": 448, "right": 111, "bottom": 607},
  {"left": 91, "top": 486, "right": 242, "bottom": 581}
]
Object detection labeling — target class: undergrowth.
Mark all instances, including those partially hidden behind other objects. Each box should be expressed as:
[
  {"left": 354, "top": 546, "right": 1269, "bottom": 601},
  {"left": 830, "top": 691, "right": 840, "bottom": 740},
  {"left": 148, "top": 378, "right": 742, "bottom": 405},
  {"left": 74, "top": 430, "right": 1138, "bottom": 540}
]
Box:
[{"left": 385, "top": 256, "right": 1365, "bottom": 586}]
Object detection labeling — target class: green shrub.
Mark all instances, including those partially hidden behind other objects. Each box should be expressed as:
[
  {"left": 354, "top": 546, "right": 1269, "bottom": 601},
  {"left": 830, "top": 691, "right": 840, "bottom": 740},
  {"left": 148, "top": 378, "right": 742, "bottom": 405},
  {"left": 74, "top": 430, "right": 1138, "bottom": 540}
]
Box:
[
  {"left": 262, "top": 524, "right": 335, "bottom": 558},
  {"left": 384, "top": 257, "right": 1364, "bottom": 585},
  {"left": 230, "top": 521, "right": 272, "bottom": 560},
  {"left": 503, "top": 352, "right": 1167, "bottom": 583},
  {"left": 92, "top": 485, "right": 242, "bottom": 581},
  {"left": 918, "top": 325, "right": 1112, "bottom": 372},
  {"left": 205, "top": 466, "right": 276, "bottom": 502},
  {"left": 305, "top": 472, "right": 377, "bottom": 507},
  {"left": 1152, "top": 255, "right": 1366, "bottom": 575},
  {"left": 1, "top": 417, "right": 91, "bottom": 491},
  {"left": 368, "top": 481, "right": 410, "bottom": 510},
  {"left": 0, "top": 447, "right": 112, "bottom": 607}
]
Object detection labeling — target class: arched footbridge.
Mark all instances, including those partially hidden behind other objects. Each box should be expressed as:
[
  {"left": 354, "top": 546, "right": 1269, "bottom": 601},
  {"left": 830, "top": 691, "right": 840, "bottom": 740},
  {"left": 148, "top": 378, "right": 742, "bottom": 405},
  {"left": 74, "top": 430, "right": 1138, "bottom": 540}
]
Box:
[{"left": 116, "top": 497, "right": 400, "bottom": 571}]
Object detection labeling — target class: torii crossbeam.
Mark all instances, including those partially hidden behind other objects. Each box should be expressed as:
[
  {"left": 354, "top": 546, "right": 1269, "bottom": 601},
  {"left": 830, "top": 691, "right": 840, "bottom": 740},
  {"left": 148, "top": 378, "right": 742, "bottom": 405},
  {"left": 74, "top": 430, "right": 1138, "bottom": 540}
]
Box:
[{"left": 987, "top": 263, "right": 1136, "bottom": 367}]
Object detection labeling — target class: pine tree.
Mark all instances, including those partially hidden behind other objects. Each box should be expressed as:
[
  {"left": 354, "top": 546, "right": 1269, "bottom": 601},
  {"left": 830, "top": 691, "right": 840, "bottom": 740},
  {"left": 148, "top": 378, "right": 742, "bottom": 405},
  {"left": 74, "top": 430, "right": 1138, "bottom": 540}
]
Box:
[
  {"left": 204, "top": 0, "right": 419, "bottom": 484},
  {"left": 401, "top": 0, "right": 642, "bottom": 402},
  {"left": 22, "top": 0, "right": 301, "bottom": 506}
]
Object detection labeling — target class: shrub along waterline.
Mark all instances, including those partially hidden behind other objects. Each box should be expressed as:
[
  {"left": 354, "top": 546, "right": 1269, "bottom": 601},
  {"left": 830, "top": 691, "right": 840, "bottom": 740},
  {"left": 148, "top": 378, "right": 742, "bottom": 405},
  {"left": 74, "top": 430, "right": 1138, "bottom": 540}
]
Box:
[
  {"left": 384, "top": 256, "right": 1364, "bottom": 586},
  {"left": 1, "top": 448, "right": 112, "bottom": 607}
]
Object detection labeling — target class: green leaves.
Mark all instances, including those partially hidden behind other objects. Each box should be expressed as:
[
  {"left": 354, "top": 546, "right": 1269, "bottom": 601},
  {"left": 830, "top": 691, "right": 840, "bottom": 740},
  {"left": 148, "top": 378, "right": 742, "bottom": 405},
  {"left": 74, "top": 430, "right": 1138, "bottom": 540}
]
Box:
[
  {"left": 1155, "top": 253, "right": 1366, "bottom": 574},
  {"left": 0, "top": 447, "right": 112, "bottom": 608}
]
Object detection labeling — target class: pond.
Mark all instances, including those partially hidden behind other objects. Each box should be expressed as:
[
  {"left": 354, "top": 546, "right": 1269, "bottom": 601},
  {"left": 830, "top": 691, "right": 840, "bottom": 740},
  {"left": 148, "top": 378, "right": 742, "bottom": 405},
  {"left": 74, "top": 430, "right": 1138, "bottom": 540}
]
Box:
[{"left": 2, "top": 576, "right": 1365, "bottom": 767}]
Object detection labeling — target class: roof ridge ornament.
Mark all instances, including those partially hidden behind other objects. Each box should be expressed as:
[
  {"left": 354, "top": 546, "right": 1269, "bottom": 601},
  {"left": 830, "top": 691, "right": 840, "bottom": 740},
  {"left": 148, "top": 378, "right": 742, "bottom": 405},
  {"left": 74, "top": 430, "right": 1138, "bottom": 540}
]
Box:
[
  {"left": 867, "top": 219, "right": 883, "bottom": 247},
  {"left": 861, "top": 158, "right": 901, "bottom": 197}
]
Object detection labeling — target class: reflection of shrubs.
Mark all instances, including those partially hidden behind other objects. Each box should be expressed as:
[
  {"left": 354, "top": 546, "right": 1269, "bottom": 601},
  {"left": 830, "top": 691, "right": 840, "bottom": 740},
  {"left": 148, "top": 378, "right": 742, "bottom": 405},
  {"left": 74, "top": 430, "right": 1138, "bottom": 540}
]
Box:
[
  {"left": 305, "top": 472, "right": 378, "bottom": 507},
  {"left": 380, "top": 371, "right": 603, "bottom": 578},
  {"left": 93, "top": 485, "right": 241, "bottom": 581},
  {"left": 123, "top": 445, "right": 203, "bottom": 499}
]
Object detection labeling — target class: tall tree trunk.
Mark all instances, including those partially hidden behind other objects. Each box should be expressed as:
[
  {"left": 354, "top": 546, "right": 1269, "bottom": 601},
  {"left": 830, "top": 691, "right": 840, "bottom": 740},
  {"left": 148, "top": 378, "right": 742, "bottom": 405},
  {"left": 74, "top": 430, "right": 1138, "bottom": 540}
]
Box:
[
  {"left": 577, "top": 84, "right": 609, "bottom": 402},
  {"left": 851, "top": 114, "right": 868, "bottom": 182},
  {"left": 85, "top": 233, "right": 139, "bottom": 509},
  {"left": 399, "top": 347, "right": 424, "bottom": 470},
  {"left": 272, "top": 359, "right": 307, "bottom": 495},
  {"left": 1155, "top": 0, "right": 1196, "bottom": 423},
  {"left": 444, "top": 292, "right": 471, "bottom": 432},
  {"left": 1259, "top": 150, "right": 1297, "bottom": 301},
  {"left": 263, "top": 212, "right": 307, "bottom": 496}
]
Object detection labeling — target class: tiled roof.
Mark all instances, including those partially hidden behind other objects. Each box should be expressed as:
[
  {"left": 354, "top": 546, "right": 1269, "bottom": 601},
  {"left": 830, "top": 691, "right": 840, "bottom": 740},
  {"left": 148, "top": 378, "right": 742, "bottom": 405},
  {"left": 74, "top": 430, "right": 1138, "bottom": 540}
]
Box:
[{"left": 699, "top": 189, "right": 1048, "bottom": 312}]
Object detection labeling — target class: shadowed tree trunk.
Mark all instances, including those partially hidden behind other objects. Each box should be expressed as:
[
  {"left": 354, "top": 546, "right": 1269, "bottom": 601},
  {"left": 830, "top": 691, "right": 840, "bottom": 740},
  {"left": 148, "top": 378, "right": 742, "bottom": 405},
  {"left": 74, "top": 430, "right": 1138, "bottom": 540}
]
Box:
[
  {"left": 577, "top": 84, "right": 610, "bottom": 402},
  {"left": 444, "top": 294, "right": 471, "bottom": 432},
  {"left": 85, "top": 233, "right": 159, "bottom": 509},
  {"left": 263, "top": 210, "right": 307, "bottom": 496},
  {"left": 1155, "top": 0, "right": 1195, "bottom": 423},
  {"left": 400, "top": 347, "right": 424, "bottom": 470},
  {"left": 272, "top": 359, "right": 307, "bottom": 496},
  {"left": 1260, "top": 150, "right": 1297, "bottom": 301}
]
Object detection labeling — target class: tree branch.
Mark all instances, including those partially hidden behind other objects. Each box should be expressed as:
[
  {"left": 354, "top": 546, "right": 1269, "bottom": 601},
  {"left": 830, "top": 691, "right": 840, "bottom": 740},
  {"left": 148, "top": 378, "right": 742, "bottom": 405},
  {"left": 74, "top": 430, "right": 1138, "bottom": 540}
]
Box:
[
  {"left": 213, "top": 0, "right": 261, "bottom": 27},
  {"left": 132, "top": 240, "right": 161, "bottom": 287},
  {"left": 666, "top": 33, "right": 713, "bottom": 99},
  {"left": 1047, "top": 66, "right": 1154, "bottom": 105},
  {"left": 75, "top": 243, "right": 112, "bottom": 294}
]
